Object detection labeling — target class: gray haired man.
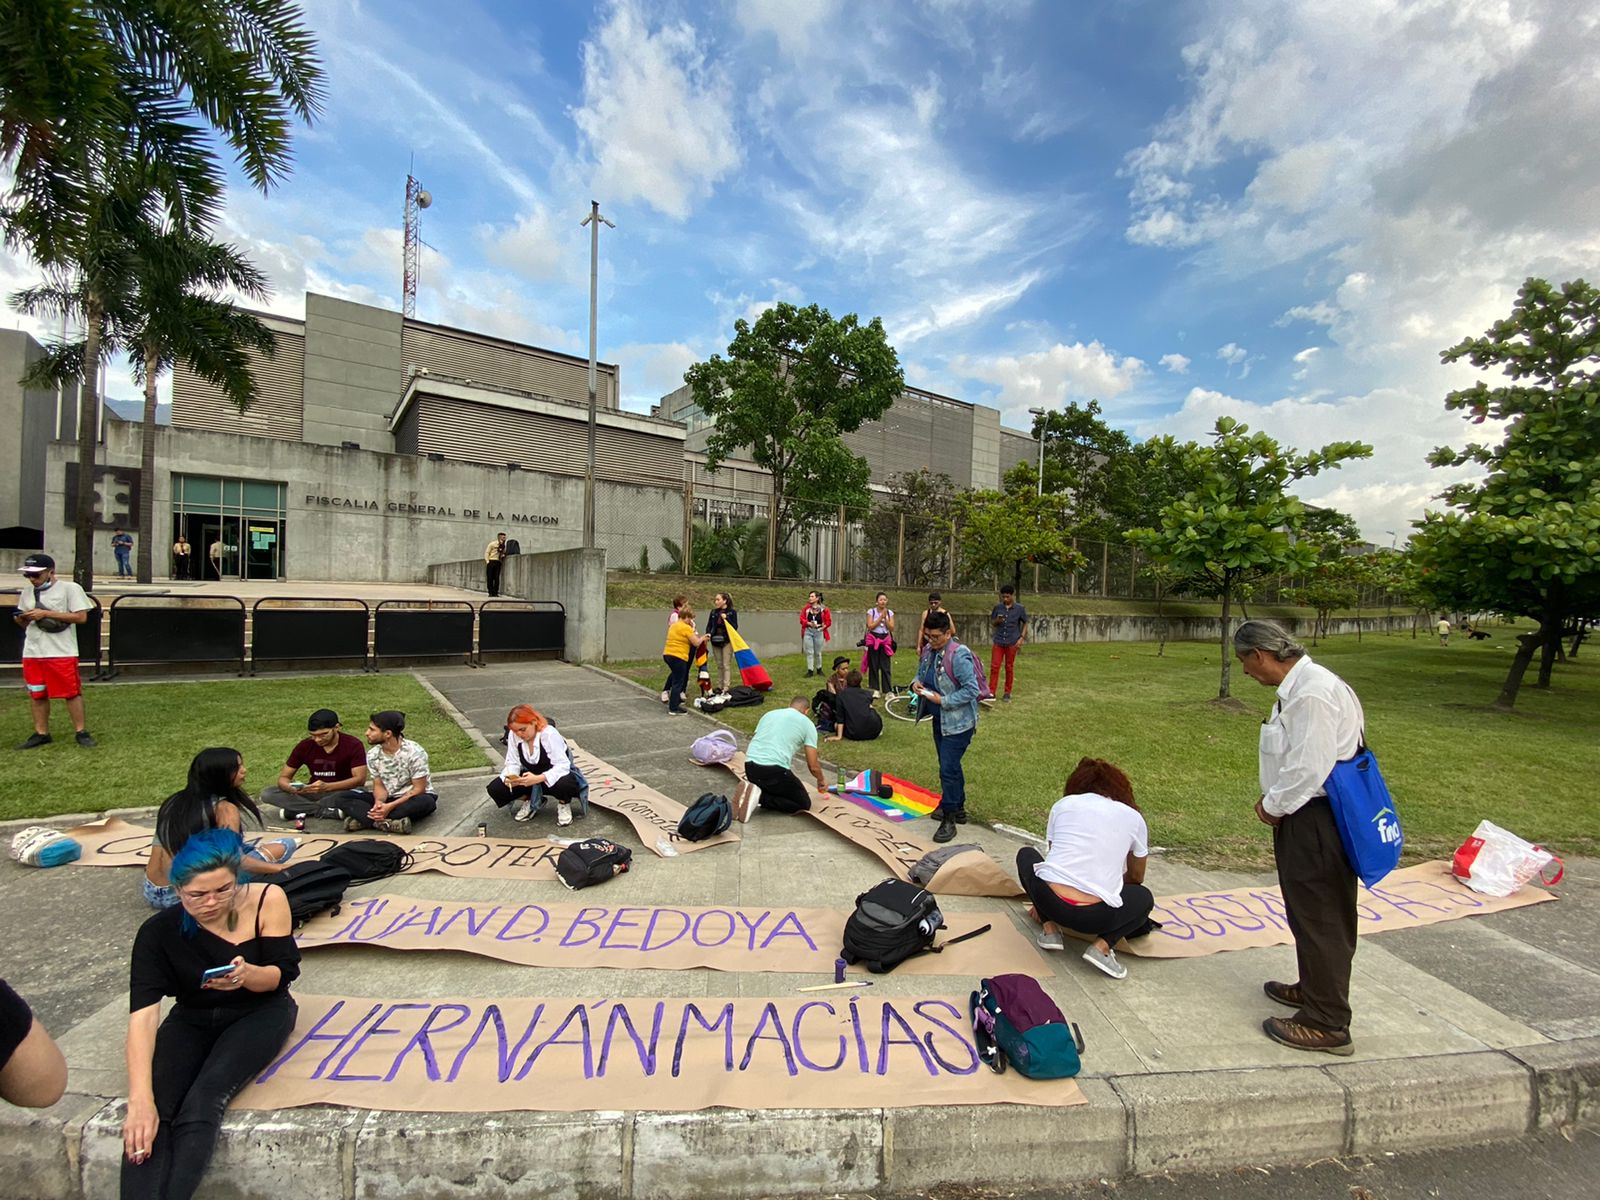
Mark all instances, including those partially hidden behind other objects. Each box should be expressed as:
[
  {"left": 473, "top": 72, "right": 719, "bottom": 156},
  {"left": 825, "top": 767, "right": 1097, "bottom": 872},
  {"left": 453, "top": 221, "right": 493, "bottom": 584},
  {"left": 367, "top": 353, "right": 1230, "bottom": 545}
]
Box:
[{"left": 1235, "top": 619, "right": 1364, "bottom": 1056}]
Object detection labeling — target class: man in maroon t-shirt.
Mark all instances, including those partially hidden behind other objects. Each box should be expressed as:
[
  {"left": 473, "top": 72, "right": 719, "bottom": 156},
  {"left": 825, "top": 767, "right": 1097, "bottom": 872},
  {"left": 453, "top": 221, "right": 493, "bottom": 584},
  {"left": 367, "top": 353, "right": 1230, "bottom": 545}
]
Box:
[{"left": 259, "top": 708, "right": 371, "bottom": 819}]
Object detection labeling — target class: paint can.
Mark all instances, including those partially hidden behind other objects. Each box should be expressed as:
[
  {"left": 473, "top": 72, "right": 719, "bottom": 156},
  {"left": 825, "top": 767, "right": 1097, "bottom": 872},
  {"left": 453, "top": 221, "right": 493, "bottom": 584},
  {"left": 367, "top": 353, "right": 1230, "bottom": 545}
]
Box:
[
  {"left": 293, "top": 815, "right": 305, "bottom": 833},
  {"left": 476, "top": 822, "right": 488, "bottom": 839},
  {"left": 834, "top": 957, "right": 847, "bottom": 984}
]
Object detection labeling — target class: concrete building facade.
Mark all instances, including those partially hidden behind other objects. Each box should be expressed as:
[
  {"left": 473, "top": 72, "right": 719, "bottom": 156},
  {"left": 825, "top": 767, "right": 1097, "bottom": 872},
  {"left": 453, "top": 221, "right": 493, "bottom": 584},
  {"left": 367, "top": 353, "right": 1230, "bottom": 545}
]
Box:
[{"left": 3, "top": 291, "right": 1039, "bottom": 583}]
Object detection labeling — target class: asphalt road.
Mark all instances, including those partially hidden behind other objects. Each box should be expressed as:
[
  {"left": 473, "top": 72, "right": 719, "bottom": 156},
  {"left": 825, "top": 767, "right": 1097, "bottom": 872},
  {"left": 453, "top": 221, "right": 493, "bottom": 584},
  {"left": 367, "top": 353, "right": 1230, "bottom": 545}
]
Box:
[{"left": 889, "top": 1127, "right": 1600, "bottom": 1200}]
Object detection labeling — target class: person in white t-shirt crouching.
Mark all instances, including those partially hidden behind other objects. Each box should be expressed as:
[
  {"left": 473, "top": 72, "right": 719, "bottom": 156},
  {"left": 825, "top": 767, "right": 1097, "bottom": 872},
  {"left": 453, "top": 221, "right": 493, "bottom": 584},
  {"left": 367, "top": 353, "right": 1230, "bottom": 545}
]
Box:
[{"left": 1017, "top": 757, "right": 1154, "bottom": 980}]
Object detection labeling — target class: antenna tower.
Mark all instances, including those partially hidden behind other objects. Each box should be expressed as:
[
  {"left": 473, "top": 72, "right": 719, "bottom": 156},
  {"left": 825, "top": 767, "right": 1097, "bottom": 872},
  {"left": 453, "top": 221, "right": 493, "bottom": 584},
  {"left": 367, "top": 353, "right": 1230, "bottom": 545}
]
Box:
[{"left": 402, "top": 171, "right": 432, "bottom": 318}]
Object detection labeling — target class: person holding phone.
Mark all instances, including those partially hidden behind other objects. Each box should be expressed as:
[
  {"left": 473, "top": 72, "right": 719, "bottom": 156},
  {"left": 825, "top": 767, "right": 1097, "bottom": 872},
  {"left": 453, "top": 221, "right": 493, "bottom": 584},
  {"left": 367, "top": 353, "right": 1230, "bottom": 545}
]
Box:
[
  {"left": 144, "top": 749, "right": 297, "bottom": 910},
  {"left": 122, "top": 828, "right": 299, "bottom": 1200},
  {"left": 257, "top": 709, "right": 370, "bottom": 821},
  {"left": 864, "top": 592, "right": 896, "bottom": 697}
]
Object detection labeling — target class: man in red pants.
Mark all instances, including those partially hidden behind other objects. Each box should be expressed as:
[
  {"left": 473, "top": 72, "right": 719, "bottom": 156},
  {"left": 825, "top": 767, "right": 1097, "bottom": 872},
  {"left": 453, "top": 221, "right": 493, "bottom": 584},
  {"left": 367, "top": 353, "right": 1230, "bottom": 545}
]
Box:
[{"left": 987, "top": 585, "right": 1028, "bottom": 702}]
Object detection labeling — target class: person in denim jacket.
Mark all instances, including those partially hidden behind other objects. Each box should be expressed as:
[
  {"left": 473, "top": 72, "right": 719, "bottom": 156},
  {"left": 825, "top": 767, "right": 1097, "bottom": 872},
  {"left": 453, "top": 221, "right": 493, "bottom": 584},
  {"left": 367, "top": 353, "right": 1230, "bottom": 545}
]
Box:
[{"left": 911, "top": 610, "right": 981, "bottom": 843}]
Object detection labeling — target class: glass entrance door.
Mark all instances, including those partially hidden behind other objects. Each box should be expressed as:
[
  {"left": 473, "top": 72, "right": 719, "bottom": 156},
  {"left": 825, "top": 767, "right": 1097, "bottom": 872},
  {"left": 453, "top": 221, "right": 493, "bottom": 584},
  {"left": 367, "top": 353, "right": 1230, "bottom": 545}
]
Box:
[{"left": 244, "top": 520, "right": 282, "bottom": 580}]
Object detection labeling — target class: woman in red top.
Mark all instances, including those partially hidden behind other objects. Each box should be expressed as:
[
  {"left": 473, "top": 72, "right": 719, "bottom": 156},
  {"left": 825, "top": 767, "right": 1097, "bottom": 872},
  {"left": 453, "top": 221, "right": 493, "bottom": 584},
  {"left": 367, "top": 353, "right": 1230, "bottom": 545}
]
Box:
[{"left": 799, "top": 590, "right": 831, "bottom": 677}]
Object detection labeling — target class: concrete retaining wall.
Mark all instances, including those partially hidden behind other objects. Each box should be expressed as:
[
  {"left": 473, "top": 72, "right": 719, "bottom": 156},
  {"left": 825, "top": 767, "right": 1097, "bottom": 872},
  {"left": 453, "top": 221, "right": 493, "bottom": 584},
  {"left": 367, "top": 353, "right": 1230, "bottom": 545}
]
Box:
[
  {"left": 601, "top": 606, "right": 1417, "bottom": 662},
  {"left": 5, "top": 1041, "right": 1593, "bottom": 1199},
  {"left": 428, "top": 548, "right": 607, "bottom": 663}
]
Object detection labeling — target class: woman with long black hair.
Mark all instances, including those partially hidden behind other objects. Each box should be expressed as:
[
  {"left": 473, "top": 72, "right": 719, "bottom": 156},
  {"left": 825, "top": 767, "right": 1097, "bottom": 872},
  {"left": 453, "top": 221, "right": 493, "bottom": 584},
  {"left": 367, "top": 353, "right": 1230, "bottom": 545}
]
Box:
[
  {"left": 122, "top": 828, "right": 299, "bottom": 1200},
  {"left": 143, "top": 748, "right": 297, "bottom": 909}
]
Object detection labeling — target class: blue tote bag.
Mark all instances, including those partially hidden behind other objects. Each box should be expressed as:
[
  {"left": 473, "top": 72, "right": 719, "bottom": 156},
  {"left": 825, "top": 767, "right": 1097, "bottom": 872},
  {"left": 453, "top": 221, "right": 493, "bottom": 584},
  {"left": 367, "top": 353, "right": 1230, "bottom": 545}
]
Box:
[{"left": 1323, "top": 742, "right": 1402, "bottom": 887}]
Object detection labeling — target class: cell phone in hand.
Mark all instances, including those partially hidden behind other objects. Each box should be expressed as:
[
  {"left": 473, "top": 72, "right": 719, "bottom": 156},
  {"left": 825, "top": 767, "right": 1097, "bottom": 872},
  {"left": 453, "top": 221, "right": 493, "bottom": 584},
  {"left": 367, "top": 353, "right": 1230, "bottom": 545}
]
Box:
[{"left": 201, "top": 965, "right": 234, "bottom": 985}]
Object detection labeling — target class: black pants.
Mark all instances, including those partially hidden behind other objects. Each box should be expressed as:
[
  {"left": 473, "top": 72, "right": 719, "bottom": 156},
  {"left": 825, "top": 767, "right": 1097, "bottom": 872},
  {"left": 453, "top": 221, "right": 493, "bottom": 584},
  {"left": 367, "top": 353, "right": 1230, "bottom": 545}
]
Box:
[
  {"left": 1015, "top": 848, "right": 1156, "bottom": 947},
  {"left": 866, "top": 645, "right": 893, "bottom": 694},
  {"left": 485, "top": 559, "right": 502, "bottom": 597},
  {"left": 744, "top": 760, "right": 812, "bottom": 813},
  {"left": 343, "top": 790, "right": 438, "bottom": 829},
  {"left": 663, "top": 655, "right": 691, "bottom": 713},
  {"left": 486, "top": 773, "right": 579, "bottom": 808},
  {"left": 1274, "top": 797, "right": 1358, "bottom": 1031},
  {"left": 121, "top": 994, "right": 297, "bottom": 1200}
]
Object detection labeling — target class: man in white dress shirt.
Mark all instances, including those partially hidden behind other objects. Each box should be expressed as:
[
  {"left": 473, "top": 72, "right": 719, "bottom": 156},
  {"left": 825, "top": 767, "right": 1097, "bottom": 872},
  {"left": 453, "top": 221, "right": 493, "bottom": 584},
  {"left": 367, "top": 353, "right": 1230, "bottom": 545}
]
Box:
[{"left": 1235, "top": 619, "right": 1364, "bottom": 1056}]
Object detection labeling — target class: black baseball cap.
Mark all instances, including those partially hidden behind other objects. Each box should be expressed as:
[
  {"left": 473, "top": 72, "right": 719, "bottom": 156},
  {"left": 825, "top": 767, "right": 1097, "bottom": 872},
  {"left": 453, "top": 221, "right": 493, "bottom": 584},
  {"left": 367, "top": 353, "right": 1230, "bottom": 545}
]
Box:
[
  {"left": 832, "top": 656, "right": 850, "bottom": 669},
  {"left": 308, "top": 708, "right": 340, "bottom": 730},
  {"left": 20, "top": 553, "right": 54, "bottom": 574}
]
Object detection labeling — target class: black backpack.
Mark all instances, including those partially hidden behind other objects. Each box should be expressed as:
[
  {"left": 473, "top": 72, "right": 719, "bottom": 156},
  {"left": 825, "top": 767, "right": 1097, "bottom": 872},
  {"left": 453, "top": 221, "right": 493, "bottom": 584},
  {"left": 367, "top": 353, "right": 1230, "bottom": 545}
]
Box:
[
  {"left": 841, "top": 879, "right": 945, "bottom": 974},
  {"left": 701, "top": 685, "right": 766, "bottom": 713},
  {"left": 320, "top": 840, "right": 414, "bottom": 884},
  {"left": 274, "top": 860, "right": 353, "bottom": 926},
  {"left": 677, "top": 793, "right": 733, "bottom": 842},
  {"left": 556, "top": 838, "right": 633, "bottom": 890}
]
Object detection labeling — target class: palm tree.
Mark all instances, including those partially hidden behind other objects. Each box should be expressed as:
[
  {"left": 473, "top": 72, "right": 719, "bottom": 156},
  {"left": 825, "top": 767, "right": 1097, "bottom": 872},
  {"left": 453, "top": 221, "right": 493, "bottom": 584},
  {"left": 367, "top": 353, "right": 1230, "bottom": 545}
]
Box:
[{"left": 1, "top": 1, "right": 323, "bottom": 588}]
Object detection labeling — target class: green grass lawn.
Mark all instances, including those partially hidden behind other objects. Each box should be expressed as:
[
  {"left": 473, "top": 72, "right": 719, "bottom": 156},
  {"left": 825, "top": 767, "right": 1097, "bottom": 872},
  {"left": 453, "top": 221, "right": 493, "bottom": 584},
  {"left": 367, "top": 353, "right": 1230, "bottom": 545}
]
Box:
[
  {"left": 0, "top": 674, "right": 483, "bottom": 822},
  {"left": 609, "top": 629, "right": 1597, "bottom": 869}
]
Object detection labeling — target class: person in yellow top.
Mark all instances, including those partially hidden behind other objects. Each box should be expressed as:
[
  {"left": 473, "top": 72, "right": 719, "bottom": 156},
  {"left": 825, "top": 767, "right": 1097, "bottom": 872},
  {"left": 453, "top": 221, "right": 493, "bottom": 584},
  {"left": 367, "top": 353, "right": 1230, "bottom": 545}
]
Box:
[
  {"left": 1436, "top": 617, "right": 1451, "bottom": 646},
  {"left": 662, "top": 605, "right": 707, "bottom": 716},
  {"left": 484, "top": 532, "right": 507, "bottom": 597}
]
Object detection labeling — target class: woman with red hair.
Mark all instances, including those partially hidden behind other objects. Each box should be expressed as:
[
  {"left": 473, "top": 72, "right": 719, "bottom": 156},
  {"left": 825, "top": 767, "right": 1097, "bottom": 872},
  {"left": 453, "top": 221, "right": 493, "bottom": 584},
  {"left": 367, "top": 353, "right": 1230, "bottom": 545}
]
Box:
[
  {"left": 1017, "top": 757, "right": 1156, "bottom": 981},
  {"left": 486, "top": 705, "right": 582, "bottom": 826}
]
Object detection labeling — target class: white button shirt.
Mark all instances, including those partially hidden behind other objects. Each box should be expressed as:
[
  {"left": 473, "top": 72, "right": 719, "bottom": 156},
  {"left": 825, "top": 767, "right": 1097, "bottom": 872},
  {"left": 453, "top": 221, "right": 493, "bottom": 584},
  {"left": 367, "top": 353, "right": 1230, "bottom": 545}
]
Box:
[{"left": 1258, "top": 655, "right": 1364, "bottom": 818}]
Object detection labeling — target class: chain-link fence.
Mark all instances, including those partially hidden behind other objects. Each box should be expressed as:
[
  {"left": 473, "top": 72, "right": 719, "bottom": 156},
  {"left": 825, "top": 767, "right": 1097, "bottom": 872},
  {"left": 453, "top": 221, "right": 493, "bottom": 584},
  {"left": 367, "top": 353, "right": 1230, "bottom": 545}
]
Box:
[{"left": 605, "top": 480, "right": 1401, "bottom": 606}]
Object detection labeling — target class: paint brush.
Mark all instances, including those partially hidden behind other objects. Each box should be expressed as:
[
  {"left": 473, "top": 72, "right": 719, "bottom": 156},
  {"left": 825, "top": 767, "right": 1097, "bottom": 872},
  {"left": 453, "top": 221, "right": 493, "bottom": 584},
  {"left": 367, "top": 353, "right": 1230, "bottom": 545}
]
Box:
[{"left": 795, "top": 980, "right": 875, "bottom": 993}]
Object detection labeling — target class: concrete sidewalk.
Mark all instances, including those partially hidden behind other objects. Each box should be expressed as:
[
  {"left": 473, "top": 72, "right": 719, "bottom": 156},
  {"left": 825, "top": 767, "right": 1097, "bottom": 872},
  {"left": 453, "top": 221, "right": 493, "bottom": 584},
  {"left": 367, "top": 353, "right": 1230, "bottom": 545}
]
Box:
[{"left": 1, "top": 660, "right": 1595, "bottom": 1199}]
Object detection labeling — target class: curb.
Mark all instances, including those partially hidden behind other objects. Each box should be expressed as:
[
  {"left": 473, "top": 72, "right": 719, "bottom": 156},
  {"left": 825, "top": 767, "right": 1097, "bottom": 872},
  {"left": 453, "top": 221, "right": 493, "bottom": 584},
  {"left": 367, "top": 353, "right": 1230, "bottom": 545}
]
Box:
[{"left": 6, "top": 1041, "right": 1595, "bottom": 1199}]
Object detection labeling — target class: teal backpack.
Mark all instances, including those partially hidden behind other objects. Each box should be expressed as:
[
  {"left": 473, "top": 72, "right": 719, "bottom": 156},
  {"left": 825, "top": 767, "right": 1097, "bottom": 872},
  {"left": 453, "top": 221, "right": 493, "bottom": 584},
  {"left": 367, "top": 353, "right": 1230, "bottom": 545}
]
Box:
[{"left": 970, "top": 974, "right": 1084, "bottom": 1079}]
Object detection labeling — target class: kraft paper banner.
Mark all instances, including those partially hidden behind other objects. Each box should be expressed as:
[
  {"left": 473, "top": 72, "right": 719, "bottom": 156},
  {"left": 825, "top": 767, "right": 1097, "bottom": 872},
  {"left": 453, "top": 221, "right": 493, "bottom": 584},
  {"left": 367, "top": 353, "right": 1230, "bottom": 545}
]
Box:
[
  {"left": 569, "top": 740, "right": 739, "bottom": 858},
  {"left": 65, "top": 816, "right": 566, "bottom": 882},
  {"left": 1123, "top": 861, "right": 1557, "bottom": 958},
  {"left": 236, "top": 992, "right": 1087, "bottom": 1113},
  {"left": 297, "top": 896, "right": 1039, "bottom": 977},
  {"left": 702, "top": 754, "right": 1024, "bottom": 899}
]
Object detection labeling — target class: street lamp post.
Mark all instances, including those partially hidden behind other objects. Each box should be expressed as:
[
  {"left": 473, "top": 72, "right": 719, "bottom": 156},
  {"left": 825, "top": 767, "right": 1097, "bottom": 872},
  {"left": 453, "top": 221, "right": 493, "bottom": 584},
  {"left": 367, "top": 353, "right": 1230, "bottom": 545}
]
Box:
[
  {"left": 1027, "top": 407, "right": 1047, "bottom": 495},
  {"left": 581, "top": 200, "right": 615, "bottom": 551}
]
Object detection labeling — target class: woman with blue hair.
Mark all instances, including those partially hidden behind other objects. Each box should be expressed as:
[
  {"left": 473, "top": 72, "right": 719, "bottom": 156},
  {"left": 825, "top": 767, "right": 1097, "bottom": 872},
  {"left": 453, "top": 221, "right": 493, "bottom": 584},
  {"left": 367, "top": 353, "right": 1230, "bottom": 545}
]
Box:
[
  {"left": 121, "top": 828, "right": 299, "bottom": 1200},
  {"left": 142, "top": 748, "right": 298, "bottom": 909}
]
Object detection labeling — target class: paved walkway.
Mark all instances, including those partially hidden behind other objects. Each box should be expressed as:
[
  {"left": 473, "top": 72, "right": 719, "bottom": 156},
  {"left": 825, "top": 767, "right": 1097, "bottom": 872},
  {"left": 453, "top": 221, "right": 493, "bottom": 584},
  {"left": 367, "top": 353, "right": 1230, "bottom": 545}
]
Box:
[{"left": 1, "top": 661, "right": 1595, "bottom": 1199}]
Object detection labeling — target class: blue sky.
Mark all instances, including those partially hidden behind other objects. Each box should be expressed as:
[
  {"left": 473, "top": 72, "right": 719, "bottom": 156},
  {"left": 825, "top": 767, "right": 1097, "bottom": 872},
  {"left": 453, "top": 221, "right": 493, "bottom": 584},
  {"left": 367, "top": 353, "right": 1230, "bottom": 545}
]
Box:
[{"left": 5, "top": 0, "right": 1598, "bottom": 541}]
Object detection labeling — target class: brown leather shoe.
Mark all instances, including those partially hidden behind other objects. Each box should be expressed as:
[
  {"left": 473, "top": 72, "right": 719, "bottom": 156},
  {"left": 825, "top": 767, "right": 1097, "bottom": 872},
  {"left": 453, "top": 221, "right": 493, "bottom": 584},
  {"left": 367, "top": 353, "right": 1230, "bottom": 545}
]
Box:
[
  {"left": 1263, "top": 980, "right": 1302, "bottom": 1008},
  {"left": 1262, "top": 1016, "right": 1353, "bottom": 1056}
]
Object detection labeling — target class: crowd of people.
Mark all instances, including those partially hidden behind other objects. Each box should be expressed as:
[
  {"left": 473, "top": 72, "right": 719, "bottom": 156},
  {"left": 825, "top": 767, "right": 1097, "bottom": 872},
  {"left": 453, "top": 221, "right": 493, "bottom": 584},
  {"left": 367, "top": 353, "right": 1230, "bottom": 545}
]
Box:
[{"left": 3, "top": 570, "right": 1376, "bottom": 1195}]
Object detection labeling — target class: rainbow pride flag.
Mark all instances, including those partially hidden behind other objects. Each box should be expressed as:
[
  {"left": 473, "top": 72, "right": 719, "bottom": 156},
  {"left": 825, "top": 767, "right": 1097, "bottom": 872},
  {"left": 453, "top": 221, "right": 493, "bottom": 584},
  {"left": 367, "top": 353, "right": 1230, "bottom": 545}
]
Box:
[
  {"left": 838, "top": 770, "right": 941, "bottom": 823},
  {"left": 726, "top": 625, "right": 772, "bottom": 691}
]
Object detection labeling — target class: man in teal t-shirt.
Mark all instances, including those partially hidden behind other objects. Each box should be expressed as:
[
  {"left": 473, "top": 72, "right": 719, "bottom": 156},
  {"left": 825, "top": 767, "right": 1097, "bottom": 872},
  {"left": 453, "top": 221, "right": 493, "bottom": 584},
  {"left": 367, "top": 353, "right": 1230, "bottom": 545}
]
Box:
[{"left": 742, "top": 697, "right": 827, "bottom": 814}]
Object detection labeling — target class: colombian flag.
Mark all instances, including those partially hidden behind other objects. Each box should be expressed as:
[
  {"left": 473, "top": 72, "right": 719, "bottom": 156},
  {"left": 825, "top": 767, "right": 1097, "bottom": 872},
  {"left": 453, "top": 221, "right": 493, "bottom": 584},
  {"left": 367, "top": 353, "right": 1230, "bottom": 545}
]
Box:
[{"left": 725, "top": 624, "right": 773, "bottom": 691}]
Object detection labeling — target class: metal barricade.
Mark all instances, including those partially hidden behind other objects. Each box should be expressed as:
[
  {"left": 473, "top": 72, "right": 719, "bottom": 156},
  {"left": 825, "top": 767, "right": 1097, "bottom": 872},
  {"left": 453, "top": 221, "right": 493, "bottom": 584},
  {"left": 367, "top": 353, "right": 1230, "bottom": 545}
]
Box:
[
  {"left": 372, "top": 599, "right": 475, "bottom": 669},
  {"left": 106, "top": 595, "right": 246, "bottom": 677},
  {"left": 250, "top": 598, "right": 371, "bottom": 674},
  {"left": 2, "top": 589, "right": 103, "bottom": 673},
  {"left": 477, "top": 600, "right": 566, "bottom": 663}
]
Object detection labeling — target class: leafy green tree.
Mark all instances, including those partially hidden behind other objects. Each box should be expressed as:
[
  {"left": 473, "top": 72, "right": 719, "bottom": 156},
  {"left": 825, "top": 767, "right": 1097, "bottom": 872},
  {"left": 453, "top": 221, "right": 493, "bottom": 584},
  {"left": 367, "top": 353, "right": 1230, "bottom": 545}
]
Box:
[
  {"left": 1125, "top": 417, "right": 1373, "bottom": 699},
  {"left": 957, "top": 490, "right": 1085, "bottom": 592},
  {"left": 659, "top": 519, "right": 805, "bottom": 578},
  {"left": 684, "top": 302, "right": 903, "bottom": 548},
  {"left": 860, "top": 469, "right": 958, "bottom": 585},
  {"left": 1, "top": 0, "right": 323, "bottom": 588},
  {"left": 16, "top": 219, "right": 276, "bottom": 582},
  {"left": 1412, "top": 277, "right": 1600, "bottom": 709}
]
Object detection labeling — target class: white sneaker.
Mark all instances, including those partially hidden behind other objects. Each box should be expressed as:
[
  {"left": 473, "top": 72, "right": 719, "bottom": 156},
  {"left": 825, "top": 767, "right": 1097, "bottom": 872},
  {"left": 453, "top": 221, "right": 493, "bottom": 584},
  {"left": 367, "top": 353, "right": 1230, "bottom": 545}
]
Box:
[
  {"left": 660, "top": 690, "right": 669, "bottom": 704},
  {"left": 731, "top": 779, "right": 761, "bottom": 823},
  {"left": 1082, "top": 944, "right": 1127, "bottom": 980},
  {"left": 513, "top": 801, "right": 533, "bottom": 822},
  {"left": 556, "top": 801, "right": 573, "bottom": 827}
]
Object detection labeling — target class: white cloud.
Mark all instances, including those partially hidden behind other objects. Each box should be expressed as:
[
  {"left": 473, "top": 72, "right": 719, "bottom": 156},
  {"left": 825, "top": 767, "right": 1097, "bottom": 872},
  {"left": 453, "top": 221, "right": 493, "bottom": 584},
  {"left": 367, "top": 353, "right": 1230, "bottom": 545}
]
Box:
[
  {"left": 734, "top": 0, "right": 841, "bottom": 57},
  {"left": 613, "top": 340, "right": 699, "bottom": 411},
  {"left": 891, "top": 271, "right": 1044, "bottom": 344},
  {"left": 477, "top": 207, "right": 580, "bottom": 285},
  {"left": 1216, "top": 342, "right": 1247, "bottom": 365},
  {"left": 1291, "top": 345, "right": 1320, "bottom": 380},
  {"left": 951, "top": 341, "right": 1146, "bottom": 425},
  {"left": 1136, "top": 383, "right": 1482, "bottom": 541},
  {"left": 1160, "top": 353, "right": 1190, "bottom": 374},
  {"left": 574, "top": 1, "right": 740, "bottom": 220}
]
